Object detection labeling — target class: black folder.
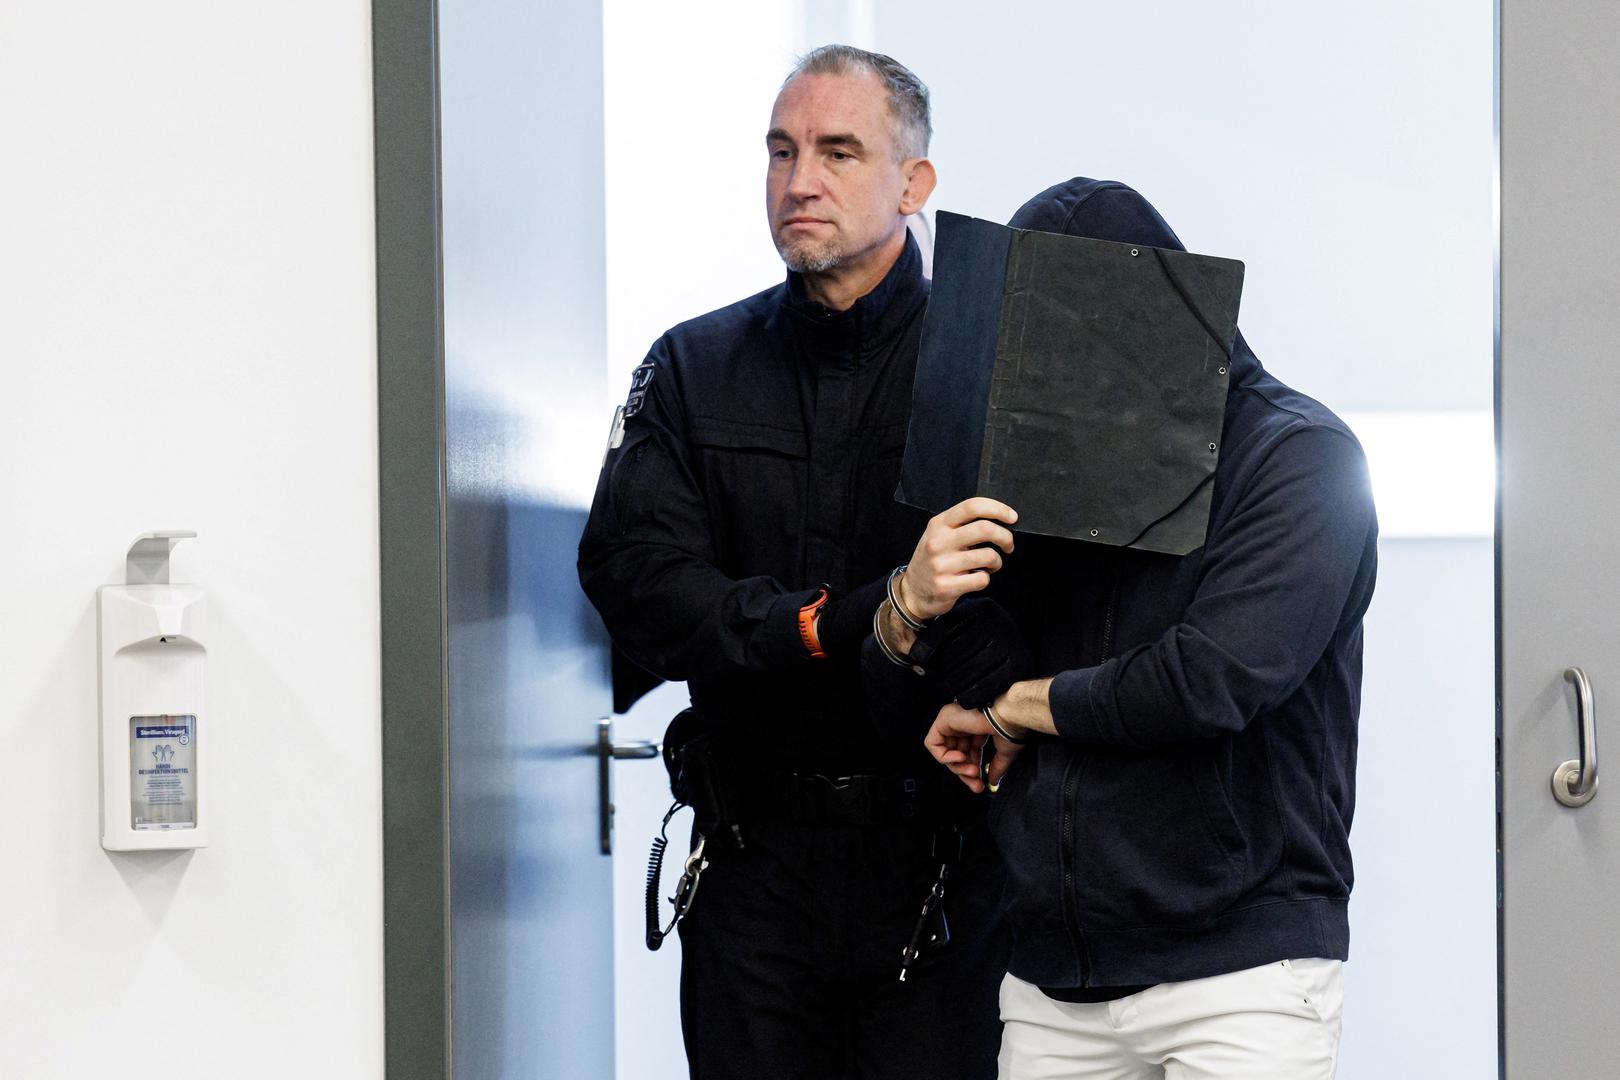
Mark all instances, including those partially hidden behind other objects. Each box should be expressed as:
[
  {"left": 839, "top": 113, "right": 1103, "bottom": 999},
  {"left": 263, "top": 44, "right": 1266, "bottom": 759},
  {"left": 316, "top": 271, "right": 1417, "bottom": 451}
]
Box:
[{"left": 897, "top": 211, "right": 1244, "bottom": 556}]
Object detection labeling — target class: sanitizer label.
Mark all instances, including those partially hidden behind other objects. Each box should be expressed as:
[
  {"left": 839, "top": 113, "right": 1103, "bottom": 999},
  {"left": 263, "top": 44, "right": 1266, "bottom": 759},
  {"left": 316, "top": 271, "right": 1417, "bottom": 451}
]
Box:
[{"left": 131, "top": 714, "right": 197, "bottom": 830}]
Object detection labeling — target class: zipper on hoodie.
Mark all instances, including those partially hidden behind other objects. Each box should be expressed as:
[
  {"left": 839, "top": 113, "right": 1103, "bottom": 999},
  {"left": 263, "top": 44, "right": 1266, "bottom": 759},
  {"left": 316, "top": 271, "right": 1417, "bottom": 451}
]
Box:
[
  {"left": 1058, "top": 573, "right": 1121, "bottom": 987},
  {"left": 1099, "top": 592, "right": 1117, "bottom": 661},
  {"left": 1057, "top": 754, "right": 1090, "bottom": 986}
]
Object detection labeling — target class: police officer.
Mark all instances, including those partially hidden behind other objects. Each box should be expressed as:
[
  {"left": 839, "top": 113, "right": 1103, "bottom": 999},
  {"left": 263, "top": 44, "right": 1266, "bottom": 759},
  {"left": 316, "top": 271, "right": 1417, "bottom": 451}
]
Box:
[{"left": 578, "top": 45, "right": 1008, "bottom": 1080}]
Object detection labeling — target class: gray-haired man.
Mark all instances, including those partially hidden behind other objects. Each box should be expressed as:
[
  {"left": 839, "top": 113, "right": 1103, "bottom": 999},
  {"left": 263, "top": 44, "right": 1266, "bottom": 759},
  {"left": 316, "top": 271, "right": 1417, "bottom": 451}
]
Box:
[{"left": 580, "top": 45, "right": 1007, "bottom": 1080}]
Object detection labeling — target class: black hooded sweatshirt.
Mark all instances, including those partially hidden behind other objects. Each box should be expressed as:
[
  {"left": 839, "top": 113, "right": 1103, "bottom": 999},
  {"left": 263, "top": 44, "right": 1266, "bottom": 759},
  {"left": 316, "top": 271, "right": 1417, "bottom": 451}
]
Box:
[{"left": 869, "top": 179, "right": 1378, "bottom": 990}]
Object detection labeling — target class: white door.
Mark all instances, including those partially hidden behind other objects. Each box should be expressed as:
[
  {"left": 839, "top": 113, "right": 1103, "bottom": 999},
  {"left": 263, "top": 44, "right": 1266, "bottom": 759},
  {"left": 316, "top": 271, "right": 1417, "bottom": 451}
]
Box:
[{"left": 1498, "top": 1, "right": 1620, "bottom": 1074}]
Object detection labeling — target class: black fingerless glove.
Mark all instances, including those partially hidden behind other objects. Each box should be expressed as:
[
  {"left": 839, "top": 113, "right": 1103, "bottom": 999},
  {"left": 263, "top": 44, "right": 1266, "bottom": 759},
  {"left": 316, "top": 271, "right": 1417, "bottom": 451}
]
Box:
[
  {"left": 815, "top": 577, "right": 891, "bottom": 657},
  {"left": 907, "top": 596, "right": 1032, "bottom": 709}
]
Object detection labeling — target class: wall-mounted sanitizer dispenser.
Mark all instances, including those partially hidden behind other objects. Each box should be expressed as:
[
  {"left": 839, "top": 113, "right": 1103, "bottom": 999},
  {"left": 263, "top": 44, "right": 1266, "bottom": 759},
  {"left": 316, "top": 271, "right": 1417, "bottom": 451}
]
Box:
[{"left": 99, "top": 532, "right": 207, "bottom": 851}]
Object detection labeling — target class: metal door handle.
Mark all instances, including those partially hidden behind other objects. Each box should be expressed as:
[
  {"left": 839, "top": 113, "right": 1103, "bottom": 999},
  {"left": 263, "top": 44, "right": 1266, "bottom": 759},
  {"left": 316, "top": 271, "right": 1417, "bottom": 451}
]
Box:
[
  {"left": 1552, "top": 667, "right": 1599, "bottom": 808},
  {"left": 597, "top": 718, "right": 661, "bottom": 855}
]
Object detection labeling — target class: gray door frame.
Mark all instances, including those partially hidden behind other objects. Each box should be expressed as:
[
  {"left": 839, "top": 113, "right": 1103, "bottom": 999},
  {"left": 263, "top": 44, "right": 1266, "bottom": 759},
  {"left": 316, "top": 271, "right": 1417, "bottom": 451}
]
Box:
[
  {"left": 1497, "top": 0, "right": 1620, "bottom": 1076},
  {"left": 373, "top": 0, "right": 451, "bottom": 1077}
]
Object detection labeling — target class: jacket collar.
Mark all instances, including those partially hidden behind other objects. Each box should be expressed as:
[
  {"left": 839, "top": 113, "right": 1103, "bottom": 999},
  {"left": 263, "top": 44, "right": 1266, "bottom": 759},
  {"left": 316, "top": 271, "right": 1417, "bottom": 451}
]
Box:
[{"left": 778, "top": 230, "right": 926, "bottom": 352}]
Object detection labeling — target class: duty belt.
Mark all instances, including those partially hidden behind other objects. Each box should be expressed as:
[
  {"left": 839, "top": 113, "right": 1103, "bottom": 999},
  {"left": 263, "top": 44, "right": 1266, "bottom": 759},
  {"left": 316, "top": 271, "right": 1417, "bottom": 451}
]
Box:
[{"left": 742, "top": 767, "right": 939, "bottom": 825}]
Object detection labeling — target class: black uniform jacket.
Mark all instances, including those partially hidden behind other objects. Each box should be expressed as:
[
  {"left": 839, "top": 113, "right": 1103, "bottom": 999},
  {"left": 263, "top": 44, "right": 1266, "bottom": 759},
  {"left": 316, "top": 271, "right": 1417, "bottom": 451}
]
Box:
[{"left": 579, "top": 235, "right": 935, "bottom": 775}]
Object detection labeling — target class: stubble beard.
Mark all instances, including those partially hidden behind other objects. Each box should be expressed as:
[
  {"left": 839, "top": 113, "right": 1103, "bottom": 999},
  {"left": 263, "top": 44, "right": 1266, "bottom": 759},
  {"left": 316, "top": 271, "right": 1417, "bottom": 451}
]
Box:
[{"left": 775, "top": 231, "right": 847, "bottom": 275}]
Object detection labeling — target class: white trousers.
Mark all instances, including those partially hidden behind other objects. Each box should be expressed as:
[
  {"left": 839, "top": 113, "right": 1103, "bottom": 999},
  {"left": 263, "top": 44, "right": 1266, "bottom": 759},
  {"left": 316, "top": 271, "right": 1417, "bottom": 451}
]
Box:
[{"left": 997, "top": 959, "right": 1344, "bottom": 1080}]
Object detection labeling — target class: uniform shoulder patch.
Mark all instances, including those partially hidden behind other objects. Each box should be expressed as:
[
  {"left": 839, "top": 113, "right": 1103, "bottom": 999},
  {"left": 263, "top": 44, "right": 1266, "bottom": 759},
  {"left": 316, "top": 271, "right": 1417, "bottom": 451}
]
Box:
[
  {"left": 623, "top": 361, "right": 656, "bottom": 418},
  {"left": 603, "top": 361, "right": 657, "bottom": 460}
]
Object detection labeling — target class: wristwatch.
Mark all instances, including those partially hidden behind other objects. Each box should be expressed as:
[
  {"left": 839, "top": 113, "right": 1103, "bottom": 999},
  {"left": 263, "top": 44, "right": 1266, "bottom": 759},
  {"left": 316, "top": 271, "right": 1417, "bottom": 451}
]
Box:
[{"left": 798, "top": 587, "right": 830, "bottom": 659}]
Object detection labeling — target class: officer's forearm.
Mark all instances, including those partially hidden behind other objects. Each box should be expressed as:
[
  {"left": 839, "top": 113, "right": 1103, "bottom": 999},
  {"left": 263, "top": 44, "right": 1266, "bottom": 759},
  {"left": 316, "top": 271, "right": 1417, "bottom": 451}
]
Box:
[{"left": 991, "top": 677, "right": 1058, "bottom": 739}]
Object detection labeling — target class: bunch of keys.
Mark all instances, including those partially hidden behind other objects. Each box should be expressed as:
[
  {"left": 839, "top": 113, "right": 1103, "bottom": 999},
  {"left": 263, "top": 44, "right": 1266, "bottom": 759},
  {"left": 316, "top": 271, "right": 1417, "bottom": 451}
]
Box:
[{"left": 898, "top": 863, "right": 952, "bottom": 982}]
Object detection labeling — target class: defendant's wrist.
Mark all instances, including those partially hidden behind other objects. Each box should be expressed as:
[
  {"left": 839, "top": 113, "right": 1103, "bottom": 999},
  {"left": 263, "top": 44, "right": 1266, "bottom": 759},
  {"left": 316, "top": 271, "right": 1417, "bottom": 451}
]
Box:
[
  {"left": 991, "top": 678, "right": 1056, "bottom": 740},
  {"left": 880, "top": 596, "right": 919, "bottom": 655}
]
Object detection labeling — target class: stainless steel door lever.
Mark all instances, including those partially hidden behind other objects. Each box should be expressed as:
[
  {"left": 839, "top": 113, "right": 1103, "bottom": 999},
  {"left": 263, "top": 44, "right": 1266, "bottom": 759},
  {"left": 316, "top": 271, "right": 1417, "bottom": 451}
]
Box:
[
  {"left": 1552, "top": 667, "right": 1599, "bottom": 808},
  {"left": 597, "top": 717, "right": 660, "bottom": 854}
]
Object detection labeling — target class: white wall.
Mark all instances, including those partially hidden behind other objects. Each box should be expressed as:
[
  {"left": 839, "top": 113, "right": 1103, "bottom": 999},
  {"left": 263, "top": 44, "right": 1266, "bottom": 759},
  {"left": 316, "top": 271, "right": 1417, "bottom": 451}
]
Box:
[
  {"left": 1347, "top": 537, "right": 1494, "bottom": 1079},
  {"left": 874, "top": 0, "right": 1494, "bottom": 416},
  {"left": 602, "top": 0, "right": 810, "bottom": 381},
  {"left": 0, "top": 4, "right": 383, "bottom": 1077}
]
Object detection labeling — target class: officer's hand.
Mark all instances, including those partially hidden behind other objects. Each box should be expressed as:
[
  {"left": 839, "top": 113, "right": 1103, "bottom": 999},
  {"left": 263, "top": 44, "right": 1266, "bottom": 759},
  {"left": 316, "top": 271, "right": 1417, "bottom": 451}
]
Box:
[
  {"left": 924, "top": 702, "right": 1024, "bottom": 795},
  {"left": 909, "top": 597, "right": 1032, "bottom": 710},
  {"left": 898, "top": 498, "right": 1018, "bottom": 621}
]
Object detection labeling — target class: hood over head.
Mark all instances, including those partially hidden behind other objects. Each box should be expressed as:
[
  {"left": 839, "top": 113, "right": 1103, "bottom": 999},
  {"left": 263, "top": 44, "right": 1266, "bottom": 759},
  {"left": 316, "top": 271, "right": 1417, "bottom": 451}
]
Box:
[{"left": 1008, "top": 177, "right": 1259, "bottom": 384}]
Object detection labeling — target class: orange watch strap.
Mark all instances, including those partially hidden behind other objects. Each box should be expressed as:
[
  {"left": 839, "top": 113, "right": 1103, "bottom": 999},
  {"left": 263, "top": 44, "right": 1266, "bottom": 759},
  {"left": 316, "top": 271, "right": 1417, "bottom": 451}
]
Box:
[{"left": 798, "top": 588, "right": 830, "bottom": 659}]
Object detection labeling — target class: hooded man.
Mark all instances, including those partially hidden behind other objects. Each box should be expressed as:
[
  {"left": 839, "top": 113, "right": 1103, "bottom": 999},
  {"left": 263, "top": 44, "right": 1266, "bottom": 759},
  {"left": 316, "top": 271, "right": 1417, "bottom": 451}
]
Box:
[{"left": 870, "top": 178, "right": 1377, "bottom": 1079}]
